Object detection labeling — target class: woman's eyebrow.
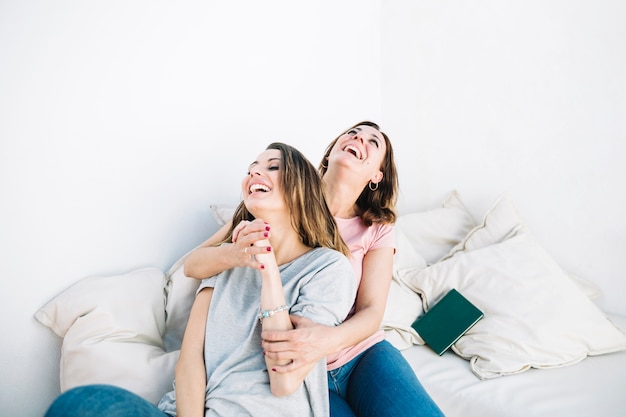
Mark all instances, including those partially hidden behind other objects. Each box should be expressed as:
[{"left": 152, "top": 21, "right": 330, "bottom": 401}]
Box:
[{"left": 248, "top": 157, "right": 281, "bottom": 170}]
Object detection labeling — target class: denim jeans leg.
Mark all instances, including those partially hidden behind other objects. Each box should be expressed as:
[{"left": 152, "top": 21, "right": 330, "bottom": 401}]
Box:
[
  {"left": 345, "top": 340, "right": 445, "bottom": 417},
  {"left": 329, "top": 389, "right": 357, "bottom": 417},
  {"left": 44, "top": 384, "right": 167, "bottom": 417},
  {"left": 328, "top": 355, "right": 362, "bottom": 417}
]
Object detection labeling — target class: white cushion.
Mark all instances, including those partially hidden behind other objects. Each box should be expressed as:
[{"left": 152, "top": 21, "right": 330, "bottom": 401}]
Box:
[
  {"left": 393, "top": 226, "right": 428, "bottom": 274},
  {"left": 440, "top": 192, "right": 603, "bottom": 298},
  {"left": 163, "top": 203, "right": 238, "bottom": 351},
  {"left": 383, "top": 191, "right": 475, "bottom": 348},
  {"left": 439, "top": 192, "right": 525, "bottom": 261},
  {"left": 395, "top": 190, "right": 476, "bottom": 267},
  {"left": 209, "top": 204, "right": 236, "bottom": 226},
  {"left": 163, "top": 248, "right": 201, "bottom": 352},
  {"left": 34, "top": 267, "right": 178, "bottom": 404},
  {"left": 396, "top": 194, "right": 626, "bottom": 379}
]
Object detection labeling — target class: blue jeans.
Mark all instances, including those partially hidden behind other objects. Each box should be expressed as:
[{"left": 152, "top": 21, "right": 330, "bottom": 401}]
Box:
[
  {"left": 327, "top": 340, "right": 445, "bottom": 417},
  {"left": 44, "top": 384, "right": 167, "bottom": 417}
]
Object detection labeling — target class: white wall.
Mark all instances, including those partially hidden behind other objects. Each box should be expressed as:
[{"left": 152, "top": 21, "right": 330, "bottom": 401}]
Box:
[
  {"left": 0, "top": 2, "right": 381, "bottom": 416},
  {"left": 2, "top": 1, "right": 625, "bottom": 416},
  {"left": 381, "top": 0, "right": 626, "bottom": 315}
]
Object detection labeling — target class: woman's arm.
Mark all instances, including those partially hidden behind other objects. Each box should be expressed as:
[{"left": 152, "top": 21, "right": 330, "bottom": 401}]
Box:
[
  {"left": 261, "top": 247, "right": 394, "bottom": 372},
  {"left": 255, "top": 240, "right": 320, "bottom": 396},
  {"left": 184, "top": 220, "right": 271, "bottom": 279},
  {"left": 175, "top": 287, "right": 213, "bottom": 417}
]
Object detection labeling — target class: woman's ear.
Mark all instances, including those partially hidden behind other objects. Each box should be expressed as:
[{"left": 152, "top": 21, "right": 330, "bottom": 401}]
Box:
[{"left": 371, "top": 171, "right": 383, "bottom": 184}]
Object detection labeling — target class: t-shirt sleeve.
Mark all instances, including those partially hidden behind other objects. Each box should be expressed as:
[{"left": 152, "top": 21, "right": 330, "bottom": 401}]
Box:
[
  {"left": 291, "top": 250, "right": 357, "bottom": 327},
  {"left": 197, "top": 276, "right": 217, "bottom": 294},
  {"left": 371, "top": 222, "right": 396, "bottom": 251}
]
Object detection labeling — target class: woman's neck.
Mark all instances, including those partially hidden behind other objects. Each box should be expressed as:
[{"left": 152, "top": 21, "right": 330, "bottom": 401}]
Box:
[
  {"left": 323, "top": 171, "right": 362, "bottom": 219},
  {"left": 261, "top": 218, "right": 311, "bottom": 265},
  {"left": 272, "top": 239, "right": 310, "bottom": 265}
]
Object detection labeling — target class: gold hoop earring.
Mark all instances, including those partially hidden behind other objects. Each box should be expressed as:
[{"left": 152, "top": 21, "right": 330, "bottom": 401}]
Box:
[
  {"left": 321, "top": 158, "right": 328, "bottom": 169},
  {"left": 369, "top": 181, "right": 379, "bottom": 191}
]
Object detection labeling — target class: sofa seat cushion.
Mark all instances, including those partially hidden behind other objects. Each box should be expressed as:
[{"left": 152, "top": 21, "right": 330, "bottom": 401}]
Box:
[{"left": 402, "top": 314, "right": 626, "bottom": 417}]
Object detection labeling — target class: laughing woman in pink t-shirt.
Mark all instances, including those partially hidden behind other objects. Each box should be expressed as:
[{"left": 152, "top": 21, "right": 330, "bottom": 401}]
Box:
[{"left": 260, "top": 122, "right": 443, "bottom": 417}]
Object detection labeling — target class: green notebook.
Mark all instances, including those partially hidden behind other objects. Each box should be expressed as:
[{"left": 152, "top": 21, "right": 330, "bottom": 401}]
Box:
[{"left": 411, "top": 288, "right": 484, "bottom": 356}]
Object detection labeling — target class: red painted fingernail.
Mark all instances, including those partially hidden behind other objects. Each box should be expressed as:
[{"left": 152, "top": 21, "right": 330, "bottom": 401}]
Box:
[
  {"left": 266, "top": 247, "right": 271, "bottom": 252},
  {"left": 272, "top": 368, "right": 277, "bottom": 372},
  {"left": 260, "top": 264, "right": 265, "bottom": 269},
  {"left": 265, "top": 226, "right": 271, "bottom": 231},
  {"left": 264, "top": 232, "right": 268, "bottom": 237}
]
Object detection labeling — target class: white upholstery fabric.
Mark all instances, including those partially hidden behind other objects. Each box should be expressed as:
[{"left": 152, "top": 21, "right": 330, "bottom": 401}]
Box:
[
  {"left": 396, "top": 193, "right": 626, "bottom": 379},
  {"left": 394, "top": 190, "right": 476, "bottom": 267},
  {"left": 33, "top": 190, "right": 626, "bottom": 414},
  {"left": 34, "top": 267, "right": 178, "bottom": 404},
  {"left": 403, "top": 314, "right": 626, "bottom": 417}
]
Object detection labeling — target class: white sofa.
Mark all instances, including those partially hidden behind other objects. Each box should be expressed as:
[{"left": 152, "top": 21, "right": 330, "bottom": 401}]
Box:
[
  {"left": 381, "top": 191, "right": 626, "bottom": 416},
  {"left": 35, "top": 191, "right": 626, "bottom": 416}
]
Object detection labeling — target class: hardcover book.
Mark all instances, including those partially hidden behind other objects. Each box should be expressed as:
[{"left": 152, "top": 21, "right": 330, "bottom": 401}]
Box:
[{"left": 411, "top": 288, "right": 484, "bottom": 356}]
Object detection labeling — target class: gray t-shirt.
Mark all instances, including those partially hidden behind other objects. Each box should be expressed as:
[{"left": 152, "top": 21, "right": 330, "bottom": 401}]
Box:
[{"left": 159, "top": 247, "right": 356, "bottom": 417}]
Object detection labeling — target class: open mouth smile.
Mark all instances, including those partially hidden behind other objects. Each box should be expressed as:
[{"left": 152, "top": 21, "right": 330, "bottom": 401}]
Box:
[
  {"left": 343, "top": 145, "right": 363, "bottom": 160},
  {"left": 249, "top": 183, "right": 270, "bottom": 194}
]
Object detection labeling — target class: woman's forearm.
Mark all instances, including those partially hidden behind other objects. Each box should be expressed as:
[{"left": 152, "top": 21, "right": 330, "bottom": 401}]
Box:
[
  {"left": 329, "top": 304, "right": 383, "bottom": 351},
  {"left": 256, "top": 242, "right": 320, "bottom": 397},
  {"left": 257, "top": 248, "right": 296, "bottom": 396},
  {"left": 183, "top": 223, "right": 233, "bottom": 279},
  {"left": 175, "top": 354, "right": 207, "bottom": 417},
  {"left": 184, "top": 244, "right": 235, "bottom": 279}
]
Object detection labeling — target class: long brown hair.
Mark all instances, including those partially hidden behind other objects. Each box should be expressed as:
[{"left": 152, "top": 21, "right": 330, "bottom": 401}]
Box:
[
  {"left": 221, "top": 142, "right": 350, "bottom": 257},
  {"left": 319, "top": 121, "right": 398, "bottom": 226}
]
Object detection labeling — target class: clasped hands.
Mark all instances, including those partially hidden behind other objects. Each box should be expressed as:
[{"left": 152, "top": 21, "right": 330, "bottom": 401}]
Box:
[{"left": 230, "top": 218, "right": 273, "bottom": 270}]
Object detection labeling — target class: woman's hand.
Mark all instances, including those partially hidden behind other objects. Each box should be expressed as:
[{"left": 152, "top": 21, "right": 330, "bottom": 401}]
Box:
[
  {"left": 229, "top": 219, "right": 273, "bottom": 270},
  {"left": 184, "top": 219, "right": 272, "bottom": 278},
  {"left": 261, "top": 315, "right": 334, "bottom": 373}
]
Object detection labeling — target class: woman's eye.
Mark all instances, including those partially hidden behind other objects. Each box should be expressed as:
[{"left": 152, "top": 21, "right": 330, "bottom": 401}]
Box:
[
  {"left": 369, "top": 139, "right": 380, "bottom": 148},
  {"left": 268, "top": 165, "right": 279, "bottom": 171},
  {"left": 347, "top": 129, "right": 357, "bottom": 135}
]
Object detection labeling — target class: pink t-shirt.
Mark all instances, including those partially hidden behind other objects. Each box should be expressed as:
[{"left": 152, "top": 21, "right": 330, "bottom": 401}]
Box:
[{"left": 326, "top": 216, "right": 396, "bottom": 371}]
